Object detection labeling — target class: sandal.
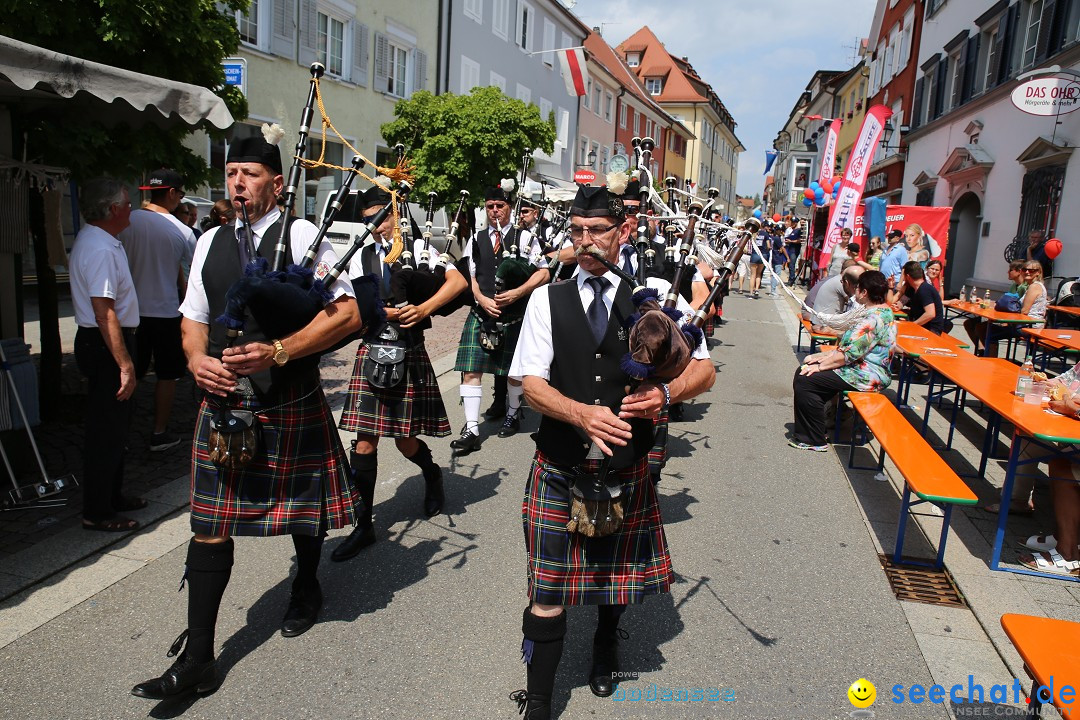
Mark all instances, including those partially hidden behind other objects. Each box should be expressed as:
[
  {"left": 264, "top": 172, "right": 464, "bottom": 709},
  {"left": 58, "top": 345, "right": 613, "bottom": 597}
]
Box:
[
  {"left": 1017, "top": 550, "right": 1080, "bottom": 575},
  {"left": 980, "top": 502, "right": 1035, "bottom": 516},
  {"left": 83, "top": 516, "right": 141, "bottom": 533},
  {"left": 114, "top": 495, "right": 149, "bottom": 512},
  {"left": 1019, "top": 534, "right": 1057, "bottom": 553}
]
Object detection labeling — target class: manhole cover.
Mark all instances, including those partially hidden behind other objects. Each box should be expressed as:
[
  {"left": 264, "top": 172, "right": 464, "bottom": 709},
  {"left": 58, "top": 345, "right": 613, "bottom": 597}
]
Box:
[{"left": 879, "top": 554, "right": 967, "bottom": 608}]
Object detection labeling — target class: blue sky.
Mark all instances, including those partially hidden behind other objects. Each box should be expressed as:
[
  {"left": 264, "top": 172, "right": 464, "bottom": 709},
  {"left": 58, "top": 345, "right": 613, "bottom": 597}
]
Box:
[{"left": 566, "top": 0, "right": 877, "bottom": 197}]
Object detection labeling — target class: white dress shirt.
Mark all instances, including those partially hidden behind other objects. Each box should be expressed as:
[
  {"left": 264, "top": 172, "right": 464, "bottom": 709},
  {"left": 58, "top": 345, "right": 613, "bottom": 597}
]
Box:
[
  {"left": 509, "top": 269, "right": 710, "bottom": 382},
  {"left": 179, "top": 210, "right": 354, "bottom": 325},
  {"left": 70, "top": 225, "right": 141, "bottom": 329}
]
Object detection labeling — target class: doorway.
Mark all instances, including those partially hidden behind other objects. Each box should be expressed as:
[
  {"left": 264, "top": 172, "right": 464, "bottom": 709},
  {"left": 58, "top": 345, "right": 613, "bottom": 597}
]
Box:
[{"left": 946, "top": 192, "right": 981, "bottom": 296}]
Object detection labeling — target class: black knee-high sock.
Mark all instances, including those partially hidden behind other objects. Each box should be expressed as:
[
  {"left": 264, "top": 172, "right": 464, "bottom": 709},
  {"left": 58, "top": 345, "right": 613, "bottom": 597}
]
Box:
[
  {"left": 405, "top": 439, "right": 440, "bottom": 483},
  {"left": 352, "top": 450, "right": 378, "bottom": 528},
  {"left": 291, "top": 533, "right": 325, "bottom": 592},
  {"left": 596, "top": 603, "right": 627, "bottom": 644},
  {"left": 493, "top": 375, "right": 508, "bottom": 407},
  {"left": 521, "top": 608, "right": 566, "bottom": 719},
  {"left": 185, "top": 539, "right": 234, "bottom": 663}
]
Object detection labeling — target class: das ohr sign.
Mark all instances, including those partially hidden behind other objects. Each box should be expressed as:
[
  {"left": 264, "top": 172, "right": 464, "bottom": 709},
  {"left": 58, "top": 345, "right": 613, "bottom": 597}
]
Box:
[{"left": 1011, "top": 76, "right": 1080, "bottom": 116}]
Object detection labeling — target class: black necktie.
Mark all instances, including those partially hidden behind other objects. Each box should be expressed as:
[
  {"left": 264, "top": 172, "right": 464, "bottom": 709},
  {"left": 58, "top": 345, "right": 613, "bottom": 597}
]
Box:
[
  {"left": 585, "top": 276, "right": 611, "bottom": 344},
  {"left": 621, "top": 246, "right": 635, "bottom": 275},
  {"left": 237, "top": 226, "right": 251, "bottom": 267}
]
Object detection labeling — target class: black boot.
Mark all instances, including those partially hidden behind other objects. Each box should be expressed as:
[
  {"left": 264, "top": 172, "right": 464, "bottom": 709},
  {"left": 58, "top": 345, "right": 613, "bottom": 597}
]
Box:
[
  {"left": 131, "top": 539, "right": 234, "bottom": 699},
  {"left": 405, "top": 439, "right": 444, "bottom": 517},
  {"left": 484, "top": 375, "right": 508, "bottom": 420},
  {"left": 589, "top": 604, "right": 626, "bottom": 697},
  {"left": 332, "top": 451, "right": 377, "bottom": 562},
  {"left": 282, "top": 534, "right": 324, "bottom": 637},
  {"left": 510, "top": 608, "right": 566, "bottom": 720}
]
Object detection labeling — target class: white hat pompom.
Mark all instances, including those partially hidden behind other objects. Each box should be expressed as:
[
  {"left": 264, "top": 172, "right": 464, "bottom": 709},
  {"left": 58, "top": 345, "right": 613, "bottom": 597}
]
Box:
[
  {"left": 261, "top": 122, "right": 286, "bottom": 146},
  {"left": 606, "top": 171, "right": 629, "bottom": 195},
  {"left": 374, "top": 175, "right": 392, "bottom": 189},
  {"left": 500, "top": 178, "right": 516, "bottom": 193}
]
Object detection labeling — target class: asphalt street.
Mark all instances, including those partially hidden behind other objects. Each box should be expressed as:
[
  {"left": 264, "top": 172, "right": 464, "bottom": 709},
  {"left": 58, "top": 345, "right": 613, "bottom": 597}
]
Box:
[{"left": 0, "top": 291, "right": 952, "bottom": 719}]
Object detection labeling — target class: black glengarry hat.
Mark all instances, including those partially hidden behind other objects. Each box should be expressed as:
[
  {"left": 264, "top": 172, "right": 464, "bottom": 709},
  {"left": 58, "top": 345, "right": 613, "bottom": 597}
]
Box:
[
  {"left": 227, "top": 136, "right": 284, "bottom": 175},
  {"left": 359, "top": 185, "right": 392, "bottom": 211},
  {"left": 571, "top": 184, "right": 625, "bottom": 220},
  {"left": 484, "top": 184, "right": 514, "bottom": 203}
]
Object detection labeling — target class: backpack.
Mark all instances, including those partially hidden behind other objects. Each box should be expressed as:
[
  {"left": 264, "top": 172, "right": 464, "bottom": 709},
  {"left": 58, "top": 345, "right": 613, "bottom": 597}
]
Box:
[{"left": 994, "top": 292, "right": 1022, "bottom": 313}]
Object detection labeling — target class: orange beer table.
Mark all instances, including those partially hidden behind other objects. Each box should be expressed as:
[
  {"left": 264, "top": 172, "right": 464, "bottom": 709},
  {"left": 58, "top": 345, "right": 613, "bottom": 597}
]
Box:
[{"left": 946, "top": 301, "right": 1040, "bottom": 356}]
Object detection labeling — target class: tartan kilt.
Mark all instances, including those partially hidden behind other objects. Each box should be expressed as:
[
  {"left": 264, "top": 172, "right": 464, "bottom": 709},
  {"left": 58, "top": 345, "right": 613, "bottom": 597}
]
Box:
[
  {"left": 647, "top": 409, "right": 670, "bottom": 475},
  {"left": 338, "top": 341, "right": 451, "bottom": 438},
  {"left": 522, "top": 451, "right": 673, "bottom": 606},
  {"left": 190, "top": 384, "right": 358, "bottom": 537},
  {"left": 453, "top": 309, "right": 522, "bottom": 376}
]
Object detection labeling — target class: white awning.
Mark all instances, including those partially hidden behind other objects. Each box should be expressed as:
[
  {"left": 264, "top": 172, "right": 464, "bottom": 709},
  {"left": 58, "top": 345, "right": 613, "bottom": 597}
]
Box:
[{"left": 0, "top": 35, "right": 233, "bottom": 130}]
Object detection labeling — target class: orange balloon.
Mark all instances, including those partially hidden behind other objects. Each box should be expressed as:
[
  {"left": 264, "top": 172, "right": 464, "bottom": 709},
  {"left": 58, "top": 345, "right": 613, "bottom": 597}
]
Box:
[
  {"left": 772, "top": 213, "right": 781, "bottom": 222},
  {"left": 821, "top": 181, "right": 833, "bottom": 194},
  {"left": 1046, "top": 237, "right": 1063, "bottom": 259}
]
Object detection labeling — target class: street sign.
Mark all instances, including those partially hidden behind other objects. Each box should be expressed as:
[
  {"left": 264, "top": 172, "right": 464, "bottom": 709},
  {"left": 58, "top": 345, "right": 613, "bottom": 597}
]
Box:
[
  {"left": 1011, "top": 76, "right": 1080, "bottom": 116},
  {"left": 573, "top": 169, "right": 596, "bottom": 184},
  {"left": 608, "top": 154, "right": 629, "bottom": 174},
  {"left": 223, "top": 57, "right": 247, "bottom": 97}
]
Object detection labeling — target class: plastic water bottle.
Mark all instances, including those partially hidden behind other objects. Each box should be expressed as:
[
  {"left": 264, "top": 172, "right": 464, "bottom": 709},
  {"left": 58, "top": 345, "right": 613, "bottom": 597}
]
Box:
[
  {"left": 969, "top": 287, "right": 979, "bottom": 304},
  {"left": 1016, "top": 358, "right": 1034, "bottom": 396},
  {"left": 960, "top": 285, "right": 967, "bottom": 302},
  {"left": 984, "top": 288, "right": 992, "bottom": 307}
]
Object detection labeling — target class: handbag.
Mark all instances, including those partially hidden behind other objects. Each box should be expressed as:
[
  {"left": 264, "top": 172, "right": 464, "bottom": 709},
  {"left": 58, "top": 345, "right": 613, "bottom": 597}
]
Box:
[
  {"left": 362, "top": 323, "right": 408, "bottom": 389},
  {"left": 995, "top": 292, "right": 1022, "bottom": 313},
  {"left": 565, "top": 457, "right": 626, "bottom": 538},
  {"left": 207, "top": 408, "right": 260, "bottom": 470}
]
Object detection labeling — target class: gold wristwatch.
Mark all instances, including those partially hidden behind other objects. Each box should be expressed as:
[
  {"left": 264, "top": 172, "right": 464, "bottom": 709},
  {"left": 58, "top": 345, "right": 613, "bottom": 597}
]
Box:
[{"left": 271, "top": 339, "right": 290, "bottom": 367}]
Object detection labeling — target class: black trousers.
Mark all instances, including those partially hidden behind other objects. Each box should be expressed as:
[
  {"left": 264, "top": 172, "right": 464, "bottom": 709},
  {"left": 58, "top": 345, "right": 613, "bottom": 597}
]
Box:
[
  {"left": 792, "top": 368, "right": 856, "bottom": 446},
  {"left": 74, "top": 326, "right": 136, "bottom": 519}
]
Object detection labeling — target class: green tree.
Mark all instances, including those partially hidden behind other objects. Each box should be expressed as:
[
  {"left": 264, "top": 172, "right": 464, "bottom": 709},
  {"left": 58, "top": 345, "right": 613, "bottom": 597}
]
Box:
[
  {"left": 380, "top": 86, "right": 556, "bottom": 205},
  {"left": 1, "top": 0, "right": 248, "bottom": 184}
]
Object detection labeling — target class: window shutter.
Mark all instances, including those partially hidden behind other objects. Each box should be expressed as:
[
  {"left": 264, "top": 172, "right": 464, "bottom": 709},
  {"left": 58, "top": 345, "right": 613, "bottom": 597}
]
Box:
[
  {"left": 297, "top": 0, "right": 317, "bottom": 67},
  {"left": 373, "top": 32, "right": 389, "bottom": 93},
  {"left": 271, "top": 0, "right": 296, "bottom": 57},
  {"left": 352, "top": 22, "right": 369, "bottom": 86},
  {"left": 961, "top": 34, "right": 979, "bottom": 103},
  {"left": 995, "top": 3, "right": 1019, "bottom": 85},
  {"left": 911, "top": 77, "right": 925, "bottom": 129},
  {"left": 933, "top": 58, "right": 948, "bottom": 120},
  {"left": 1035, "top": 0, "right": 1060, "bottom": 62},
  {"left": 413, "top": 49, "right": 428, "bottom": 94}
]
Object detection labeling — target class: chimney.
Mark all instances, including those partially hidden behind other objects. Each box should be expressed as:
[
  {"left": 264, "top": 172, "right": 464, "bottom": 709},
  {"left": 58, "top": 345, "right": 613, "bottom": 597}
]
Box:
[{"left": 593, "top": 26, "right": 601, "bottom": 35}]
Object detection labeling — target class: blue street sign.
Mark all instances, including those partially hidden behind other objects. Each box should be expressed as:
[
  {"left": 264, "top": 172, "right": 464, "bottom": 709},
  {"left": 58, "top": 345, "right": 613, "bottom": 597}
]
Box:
[{"left": 222, "top": 57, "right": 246, "bottom": 96}]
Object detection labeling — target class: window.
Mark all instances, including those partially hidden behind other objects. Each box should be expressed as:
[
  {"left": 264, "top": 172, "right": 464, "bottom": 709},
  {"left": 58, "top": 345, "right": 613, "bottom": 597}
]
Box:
[
  {"left": 317, "top": 12, "right": 346, "bottom": 77},
  {"left": 579, "top": 137, "right": 589, "bottom": 166},
  {"left": 981, "top": 24, "right": 999, "bottom": 93},
  {"left": 583, "top": 79, "right": 591, "bottom": 109},
  {"left": 645, "top": 119, "right": 652, "bottom": 139},
  {"left": 626, "top": 52, "right": 640, "bottom": 67},
  {"left": 1020, "top": 0, "right": 1043, "bottom": 70},
  {"left": 604, "top": 92, "right": 613, "bottom": 122},
  {"left": 633, "top": 110, "right": 640, "bottom": 135},
  {"left": 601, "top": 145, "right": 610, "bottom": 170},
  {"left": 900, "top": 7, "right": 914, "bottom": 66},
  {"left": 516, "top": 83, "right": 531, "bottom": 104},
  {"left": 593, "top": 84, "right": 602, "bottom": 115},
  {"left": 557, "top": 107, "right": 569, "bottom": 150},
  {"left": 539, "top": 97, "right": 552, "bottom": 123},
  {"left": 926, "top": 0, "right": 947, "bottom": 17},
  {"left": 948, "top": 50, "right": 963, "bottom": 111},
  {"left": 490, "top": 71, "right": 506, "bottom": 92},
  {"left": 492, "top": 0, "right": 509, "bottom": 40},
  {"left": 1016, "top": 165, "right": 1064, "bottom": 245},
  {"left": 464, "top": 0, "right": 482, "bottom": 24},
  {"left": 590, "top": 140, "right": 599, "bottom": 168},
  {"left": 542, "top": 19, "right": 555, "bottom": 67},
  {"left": 237, "top": 1, "right": 259, "bottom": 46},
  {"left": 619, "top": 102, "right": 627, "bottom": 129},
  {"left": 385, "top": 41, "right": 409, "bottom": 97},
  {"left": 460, "top": 55, "right": 480, "bottom": 93},
  {"left": 1067, "top": 1, "right": 1080, "bottom": 45},
  {"left": 517, "top": 1, "right": 533, "bottom": 51},
  {"left": 923, "top": 68, "right": 936, "bottom": 125},
  {"left": 645, "top": 77, "right": 663, "bottom": 95}
]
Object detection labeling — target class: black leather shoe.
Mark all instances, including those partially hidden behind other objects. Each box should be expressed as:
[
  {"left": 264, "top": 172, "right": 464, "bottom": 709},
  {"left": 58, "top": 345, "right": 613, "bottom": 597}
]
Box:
[
  {"left": 483, "top": 403, "right": 507, "bottom": 421},
  {"left": 131, "top": 652, "right": 220, "bottom": 700},
  {"left": 280, "top": 584, "right": 322, "bottom": 638},
  {"left": 588, "top": 640, "right": 620, "bottom": 698},
  {"left": 423, "top": 466, "right": 444, "bottom": 517},
  {"left": 497, "top": 412, "right": 520, "bottom": 438},
  {"left": 331, "top": 523, "right": 376, "bottom": 562},
  {"left": 510, "top": 689, "right": 550, "bottom": 719},
  {"left": 450, "top": 426, "right": 482, "bottom": 454},
  {"left": 668, "top": 402, "right": 684, "bottom": 422}
]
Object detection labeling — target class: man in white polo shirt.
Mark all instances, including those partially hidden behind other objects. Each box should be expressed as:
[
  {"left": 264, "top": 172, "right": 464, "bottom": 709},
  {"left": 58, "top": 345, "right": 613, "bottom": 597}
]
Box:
[
  {"left": 70, "top": 177, "right": 143, "bottom": 532},
  {"left": 122, "top": 168, "right": 195, "bottom": 451}
]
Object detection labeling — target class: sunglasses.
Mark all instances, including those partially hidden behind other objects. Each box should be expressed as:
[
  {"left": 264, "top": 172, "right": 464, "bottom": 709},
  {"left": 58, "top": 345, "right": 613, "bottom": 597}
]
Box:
[
  {"left": 485, "top": 203, "right": 508, "bottom": 210},
  {"left": 1022, "top": 269, "right": 1039, "bottom": 274}
]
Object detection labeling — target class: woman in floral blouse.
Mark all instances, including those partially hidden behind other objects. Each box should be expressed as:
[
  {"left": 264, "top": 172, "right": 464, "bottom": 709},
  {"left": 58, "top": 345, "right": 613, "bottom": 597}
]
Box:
[{"left": 790, "top": 270, "right": 896, "bottom": 451}]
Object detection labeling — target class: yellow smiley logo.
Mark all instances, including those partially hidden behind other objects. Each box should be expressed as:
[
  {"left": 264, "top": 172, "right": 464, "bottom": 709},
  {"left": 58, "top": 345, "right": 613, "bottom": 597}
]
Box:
[{"left": 848, "top": 678, "right": 876, "bottom": 708}]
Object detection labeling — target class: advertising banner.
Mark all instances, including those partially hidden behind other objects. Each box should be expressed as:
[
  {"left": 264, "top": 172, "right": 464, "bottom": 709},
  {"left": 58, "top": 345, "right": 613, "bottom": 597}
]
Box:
[
  {"left": 818, "top": 119, "right": 841, "bottom": 186},
  {"left": 881, "top": 204, "right": 952, "bottom": 268}
]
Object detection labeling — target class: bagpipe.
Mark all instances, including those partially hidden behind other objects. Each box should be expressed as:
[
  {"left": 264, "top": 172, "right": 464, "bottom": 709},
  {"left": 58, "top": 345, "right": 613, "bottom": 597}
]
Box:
[{"left": 495, "top": 152, "right": 539, "bottom": 321}]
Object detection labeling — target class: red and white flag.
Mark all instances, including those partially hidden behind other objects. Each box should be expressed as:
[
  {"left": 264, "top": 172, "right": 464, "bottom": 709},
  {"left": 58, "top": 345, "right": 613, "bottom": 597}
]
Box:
[
  {"left": 818, "top": 119, "right": 841, "bottom": 186},
  {"left": 818, "top": 105, "right": 892, "bottom": 267},
  {"left": 558, "top": 48, "right": 588, "bottom": 97}
]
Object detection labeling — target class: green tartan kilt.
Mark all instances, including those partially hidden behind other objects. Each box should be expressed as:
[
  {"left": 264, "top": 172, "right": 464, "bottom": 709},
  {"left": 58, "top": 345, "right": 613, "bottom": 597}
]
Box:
[{"left": 453, "top": 309, "right": 523, "bottom": 376}]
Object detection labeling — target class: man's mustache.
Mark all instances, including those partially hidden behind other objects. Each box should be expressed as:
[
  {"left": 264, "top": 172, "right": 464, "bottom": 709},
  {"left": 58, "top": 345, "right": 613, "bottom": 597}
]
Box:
[{"left": 574, "top": 245, "right": 606, "bottom": 259}]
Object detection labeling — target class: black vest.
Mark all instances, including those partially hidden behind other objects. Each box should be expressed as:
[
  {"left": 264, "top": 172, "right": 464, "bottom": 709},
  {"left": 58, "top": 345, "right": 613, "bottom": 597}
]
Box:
[
  {"left": 536, "top": 279, "right": 654, "bottom": 469},
  {"left": 203, "top": 224, "right": 320, "bottom": 397},
  {"left": 472, "top": 226, "right": 521, "bottom": 297}
]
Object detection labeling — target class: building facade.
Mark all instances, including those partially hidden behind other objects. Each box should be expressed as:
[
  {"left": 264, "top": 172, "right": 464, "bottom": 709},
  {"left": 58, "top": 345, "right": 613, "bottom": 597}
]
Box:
[
  {"left": 903, "top": 0, "right": 1080, "bottom": 294},
  {"left": 437, "top": 0, "right": 589, "bottom": 185}
]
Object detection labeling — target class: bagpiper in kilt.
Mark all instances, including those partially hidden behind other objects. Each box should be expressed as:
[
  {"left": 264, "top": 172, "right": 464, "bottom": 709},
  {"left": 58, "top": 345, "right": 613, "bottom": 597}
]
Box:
[
  {"left": 507, "top": 183, "right": 715, "bottom": 719},
  {"left": 132, "top": 135, "right": 364, "bottom": 701},
  {"left": 450, "top": 181, "right": 549, "bottom": 455},
  {"left": 332, "top": 186, "right": 466, "bottom": 563}
]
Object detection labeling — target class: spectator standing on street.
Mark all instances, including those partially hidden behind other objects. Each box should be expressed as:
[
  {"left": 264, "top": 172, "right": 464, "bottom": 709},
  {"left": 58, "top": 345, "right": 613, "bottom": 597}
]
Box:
[
  {"left": 784, "top": 216, "right": 803, "bottom": 284},
  {"left": 1025, "top": 229, "right": 1054, "bottom": 278},
  {"left": 122, "top": 169, "right": 195, "bottom": 451},
  {"left": 879, "top": 228, "right": 909, "bottom": 301},
  {"left": 768, "top": 223, "right": 788, "bottom": 297},
  {"left": 70, "top": 178, "right": 143, "bottom": 532},
  {"left": 207, "top": 198, "right": 235, "bottom": 228},
  {"left": 175, "top": 200, "right": 203, "bottom": 240},
  {"left": 747, "top": 225, "right": 767, "bottom": 297}
]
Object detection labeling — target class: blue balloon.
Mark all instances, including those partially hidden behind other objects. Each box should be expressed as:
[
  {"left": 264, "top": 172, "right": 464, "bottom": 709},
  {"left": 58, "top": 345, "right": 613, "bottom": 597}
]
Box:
[
  {"left": 809, "top": 181, "right": 820, "bottom": 190},
  {"left": 802, "top": 197, "right": 813, "bottom": 207},
  {"left": 753, "top": 209, "right": 762, "bottom": 218},
  {"left": 815, "top": 189, "right": 825, "bottom": 200},
  {"left": 833, "top": 185, "right": 840, "bottom": 195}
]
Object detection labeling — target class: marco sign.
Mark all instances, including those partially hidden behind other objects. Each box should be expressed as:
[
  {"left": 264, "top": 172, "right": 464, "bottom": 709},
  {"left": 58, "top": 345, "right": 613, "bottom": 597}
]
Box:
[{"left": 1011, "top": 76, "right": 1080, "bottom": 116}]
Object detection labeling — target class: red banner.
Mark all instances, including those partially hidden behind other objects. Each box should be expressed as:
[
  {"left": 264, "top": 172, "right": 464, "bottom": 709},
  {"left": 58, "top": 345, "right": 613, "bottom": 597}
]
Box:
[
  {"left": 882, "top": 205, "right": 952, "bottom": 269},
  {"left": 819, "top": 105, "right": 892, "bottom": 267},
  {"left": 818, "top": 119, "right": 841, "bottom": 186}
]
